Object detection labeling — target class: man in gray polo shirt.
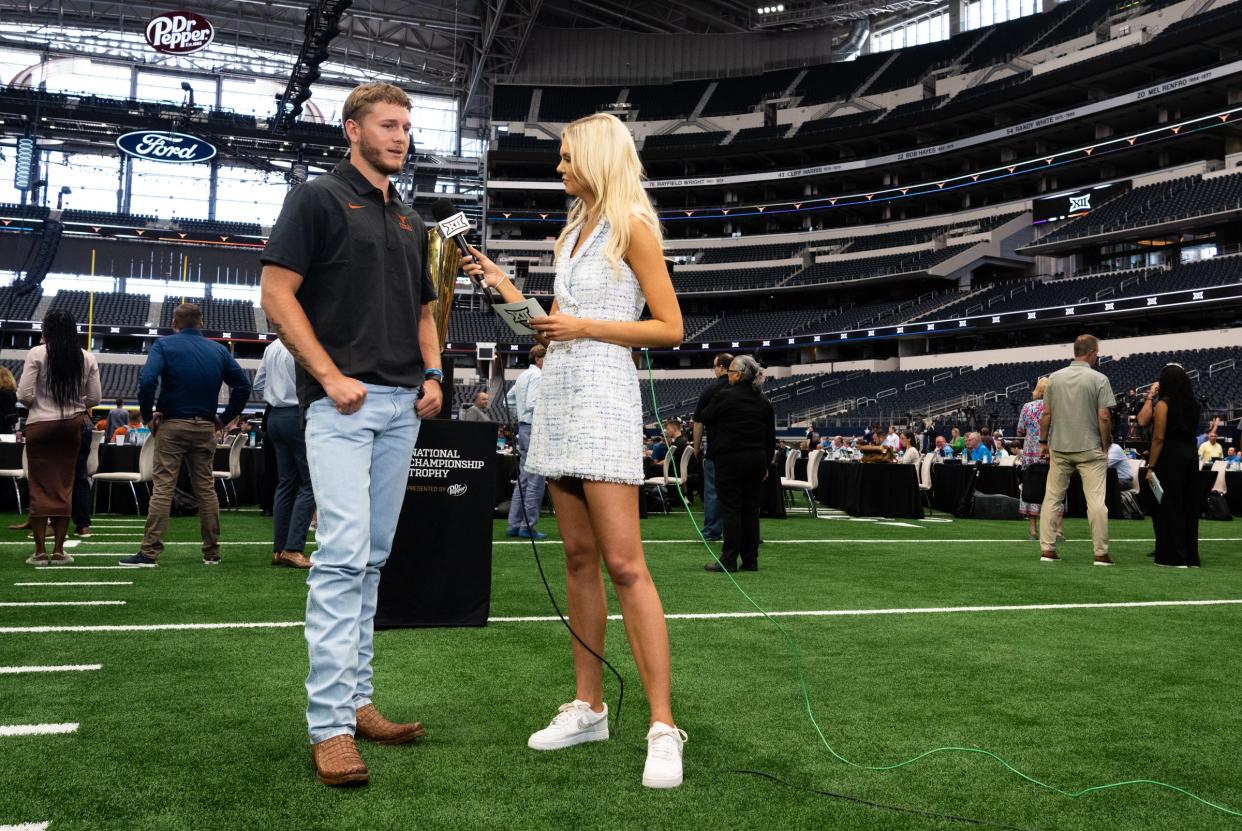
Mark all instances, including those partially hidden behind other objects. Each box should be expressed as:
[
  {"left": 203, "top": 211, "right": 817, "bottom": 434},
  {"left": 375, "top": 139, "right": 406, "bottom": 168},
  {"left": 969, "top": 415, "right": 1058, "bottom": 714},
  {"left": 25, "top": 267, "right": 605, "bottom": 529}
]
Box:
[{"left": 1038, "top": 334, "right": 1116, "bottom": 565}]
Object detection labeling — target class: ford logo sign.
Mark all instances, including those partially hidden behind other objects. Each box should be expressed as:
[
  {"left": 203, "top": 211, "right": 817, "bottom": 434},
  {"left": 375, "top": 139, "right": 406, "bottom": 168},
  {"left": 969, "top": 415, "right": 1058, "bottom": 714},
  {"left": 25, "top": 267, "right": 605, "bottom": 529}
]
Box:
[
  {"left": 116, "top": 131, "right": 217, "bottom": 164},
  {"left": 145, "top": 11, "right": 215, "bottom": 55}
]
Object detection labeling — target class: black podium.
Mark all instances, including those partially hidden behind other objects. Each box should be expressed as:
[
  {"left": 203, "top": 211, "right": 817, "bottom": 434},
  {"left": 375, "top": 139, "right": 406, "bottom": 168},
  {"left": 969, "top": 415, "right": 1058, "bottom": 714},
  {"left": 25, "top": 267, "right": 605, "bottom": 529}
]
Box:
[{"left": 376, "top": 419, "right": 496, "bottom": 629}]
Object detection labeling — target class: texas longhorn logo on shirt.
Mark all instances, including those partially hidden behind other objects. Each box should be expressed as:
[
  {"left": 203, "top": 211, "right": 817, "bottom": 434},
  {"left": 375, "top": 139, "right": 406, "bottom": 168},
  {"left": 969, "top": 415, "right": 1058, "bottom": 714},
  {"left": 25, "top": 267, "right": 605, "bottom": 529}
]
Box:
[{"left": 397, "top": 213, "right": 414, "bottom": 232}]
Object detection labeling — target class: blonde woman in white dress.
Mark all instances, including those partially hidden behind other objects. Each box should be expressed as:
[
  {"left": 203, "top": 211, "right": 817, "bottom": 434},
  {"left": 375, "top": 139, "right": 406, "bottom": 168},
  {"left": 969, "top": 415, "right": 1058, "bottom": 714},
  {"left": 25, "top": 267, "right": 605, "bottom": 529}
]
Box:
[{"left": 461, "top": 113, "right": 687, "bottom": 788}]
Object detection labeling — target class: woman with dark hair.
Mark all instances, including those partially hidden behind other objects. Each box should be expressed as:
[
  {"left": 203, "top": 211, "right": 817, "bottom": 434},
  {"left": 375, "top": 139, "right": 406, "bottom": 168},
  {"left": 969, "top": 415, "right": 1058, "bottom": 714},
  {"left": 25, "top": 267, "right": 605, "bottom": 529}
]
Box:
[
  {"left": 1145, "top": 363, "right": 1200, "bottom": 568},
  {"left": 697, "top": 355, "right": 776, "bottom": 573},
  {"left": 16, "top": 310, "right": 101, "bottom": 565},
  {"left": 898, "top": 430, "right": 920, "bottom": 464},
  {"left": 0, "top": 366, "right": 18, "bottom": 433}
]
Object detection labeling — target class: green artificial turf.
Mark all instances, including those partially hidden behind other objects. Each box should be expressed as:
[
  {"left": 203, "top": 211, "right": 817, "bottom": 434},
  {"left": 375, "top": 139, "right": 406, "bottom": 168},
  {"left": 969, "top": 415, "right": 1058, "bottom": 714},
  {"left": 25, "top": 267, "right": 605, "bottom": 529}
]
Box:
[{"left": 0, "top": 508, "right": 1240, "bottom": 830}]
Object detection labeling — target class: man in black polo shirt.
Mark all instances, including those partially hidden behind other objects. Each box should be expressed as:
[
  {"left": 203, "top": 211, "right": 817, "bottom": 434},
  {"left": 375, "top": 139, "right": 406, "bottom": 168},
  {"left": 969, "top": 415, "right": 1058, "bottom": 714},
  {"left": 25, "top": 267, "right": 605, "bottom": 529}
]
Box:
[
  {"left": 692, "top": 353, "right": 733, "bottom": 541},
  {"left": 260, "top": 82, "right": 443, "bottom": 788}
]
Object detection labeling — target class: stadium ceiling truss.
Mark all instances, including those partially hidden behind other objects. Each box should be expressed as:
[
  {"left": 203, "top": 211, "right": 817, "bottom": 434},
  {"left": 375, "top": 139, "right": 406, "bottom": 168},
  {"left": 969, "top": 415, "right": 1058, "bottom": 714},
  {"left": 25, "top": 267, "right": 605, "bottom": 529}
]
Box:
[
  {"left": 1, "top": 0, "right": 957, "bottom": 125},
  {"left": 0, "top": 0, "right": 482, "bottom": 97}
]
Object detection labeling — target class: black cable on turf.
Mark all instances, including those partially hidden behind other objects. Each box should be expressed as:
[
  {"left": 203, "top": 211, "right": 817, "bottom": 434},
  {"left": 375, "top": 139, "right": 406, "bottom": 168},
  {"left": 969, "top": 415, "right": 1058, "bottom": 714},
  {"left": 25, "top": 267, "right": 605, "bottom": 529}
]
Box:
[
  {"left": 502, "top": 368, "right": 626, "bottom": 733},
  {"left": 734, "top": 771, "right": 1042, "bottom": 831}
]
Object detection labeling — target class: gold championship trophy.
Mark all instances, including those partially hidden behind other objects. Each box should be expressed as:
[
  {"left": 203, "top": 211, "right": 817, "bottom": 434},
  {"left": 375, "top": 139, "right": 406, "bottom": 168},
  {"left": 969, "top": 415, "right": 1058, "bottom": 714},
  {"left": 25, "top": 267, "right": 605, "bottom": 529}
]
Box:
[{"left": 426, "top": 223, "right": 460, "bottom": 418}]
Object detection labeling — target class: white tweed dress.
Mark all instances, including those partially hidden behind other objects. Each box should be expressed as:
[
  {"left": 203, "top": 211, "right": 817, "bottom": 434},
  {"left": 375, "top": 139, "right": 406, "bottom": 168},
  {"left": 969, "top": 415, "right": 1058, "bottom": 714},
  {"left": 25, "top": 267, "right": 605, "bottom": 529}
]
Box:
[{"left": 526, "top": 219, "right": 645, "bottom": 486}]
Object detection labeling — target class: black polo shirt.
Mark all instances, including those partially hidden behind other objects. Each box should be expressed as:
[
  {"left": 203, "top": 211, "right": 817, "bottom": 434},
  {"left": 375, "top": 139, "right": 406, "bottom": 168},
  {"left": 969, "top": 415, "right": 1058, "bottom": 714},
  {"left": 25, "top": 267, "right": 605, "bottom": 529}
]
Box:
[{"left": 260, "top": 159, "right": 435, "bottom": 406}]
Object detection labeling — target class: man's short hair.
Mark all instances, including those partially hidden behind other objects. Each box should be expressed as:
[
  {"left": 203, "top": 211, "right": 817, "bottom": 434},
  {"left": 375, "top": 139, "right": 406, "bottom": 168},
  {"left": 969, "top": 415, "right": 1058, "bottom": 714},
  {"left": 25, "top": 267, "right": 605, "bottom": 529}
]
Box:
[
  {"left": 342, "top": 83, "right": 411, "bottom": 132},
  {"left": 474, "top": 390, "right": 488, "bottom": 402},
  {"left": 172, "top": 303, "right": 203, "bottom": 330},
  {"left": 714, "top": 352, "right": 734, "bottom": 370},
  {"left": 1073, "top": 334, "right": 1099, "bottom": 358},
  {"left": 115, "top": 397, "right": 124, "bottom": 407},
  {"left": 529, "top": 344, "right": 547, "bottom": 362}
]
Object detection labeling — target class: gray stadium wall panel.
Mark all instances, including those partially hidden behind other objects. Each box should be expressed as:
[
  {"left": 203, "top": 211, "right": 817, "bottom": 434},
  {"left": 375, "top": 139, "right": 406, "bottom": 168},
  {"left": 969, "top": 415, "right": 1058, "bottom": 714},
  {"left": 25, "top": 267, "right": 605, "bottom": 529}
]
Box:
[{"left": 513, "top": 26, "right": 839, "bottom": 86}]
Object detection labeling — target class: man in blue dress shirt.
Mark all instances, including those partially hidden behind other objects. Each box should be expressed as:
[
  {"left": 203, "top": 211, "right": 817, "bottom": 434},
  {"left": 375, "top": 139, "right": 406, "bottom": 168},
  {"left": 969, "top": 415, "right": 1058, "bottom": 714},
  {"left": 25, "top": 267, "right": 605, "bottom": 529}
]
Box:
[{"left": 120, "top": 303, "right": 250, "bottom": 567}]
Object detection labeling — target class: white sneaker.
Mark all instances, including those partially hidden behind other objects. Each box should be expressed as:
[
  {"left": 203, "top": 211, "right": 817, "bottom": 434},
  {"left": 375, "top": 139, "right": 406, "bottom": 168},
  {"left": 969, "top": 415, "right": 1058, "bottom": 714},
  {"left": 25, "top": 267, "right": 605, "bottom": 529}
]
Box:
[
  {"left": 527, "top": 700, "right": 609, "bottom": 751},
  {"left": 642, "top": 721, "right": 688, "bottom": 789}
]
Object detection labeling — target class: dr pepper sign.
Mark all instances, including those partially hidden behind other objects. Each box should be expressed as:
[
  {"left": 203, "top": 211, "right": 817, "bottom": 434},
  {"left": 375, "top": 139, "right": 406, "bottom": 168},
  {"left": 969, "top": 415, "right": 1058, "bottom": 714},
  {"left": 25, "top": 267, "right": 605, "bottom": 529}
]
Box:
[{"left": 145, "top": 11, "right": 215, "bottom": 55}]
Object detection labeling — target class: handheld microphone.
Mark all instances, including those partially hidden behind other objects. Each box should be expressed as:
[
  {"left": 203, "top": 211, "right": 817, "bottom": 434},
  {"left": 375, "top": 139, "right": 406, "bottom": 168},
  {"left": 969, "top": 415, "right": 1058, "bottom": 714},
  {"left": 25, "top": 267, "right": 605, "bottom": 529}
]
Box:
[{"left": 432, "top": 198, "right": 492, "bottom": 307}]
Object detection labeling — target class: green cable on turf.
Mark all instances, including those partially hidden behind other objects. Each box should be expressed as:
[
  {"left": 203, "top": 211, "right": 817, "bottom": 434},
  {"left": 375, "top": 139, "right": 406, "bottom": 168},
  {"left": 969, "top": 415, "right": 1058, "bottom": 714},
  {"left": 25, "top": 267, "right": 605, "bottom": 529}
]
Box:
[{"left": 641, "top": 348, "right": 1241, "bottom": 820}]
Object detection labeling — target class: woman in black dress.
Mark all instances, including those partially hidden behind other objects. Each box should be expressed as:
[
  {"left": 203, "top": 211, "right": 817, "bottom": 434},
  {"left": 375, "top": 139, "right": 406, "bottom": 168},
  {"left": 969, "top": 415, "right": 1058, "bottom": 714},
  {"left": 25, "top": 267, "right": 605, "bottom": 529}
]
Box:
[
  {"left": 1146, "top": 363, "right": 1201, "bottom": 568},
  {"left": 697, "top": 355, "right": 776, "bottom": 572}
]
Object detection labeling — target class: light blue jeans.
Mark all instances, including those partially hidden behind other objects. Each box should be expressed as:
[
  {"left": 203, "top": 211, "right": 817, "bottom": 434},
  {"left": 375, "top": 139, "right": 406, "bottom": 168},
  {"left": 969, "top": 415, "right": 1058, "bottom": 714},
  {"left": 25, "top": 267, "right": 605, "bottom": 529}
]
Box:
[
  {"left": 506, "top": 422, "right": 546, "bottom": 534},
  {"left": 702, "top": 457, "right": 722, "bottom": 537},
  {"left": 303, "top": 384, "right": 422, "bottom": 743}
]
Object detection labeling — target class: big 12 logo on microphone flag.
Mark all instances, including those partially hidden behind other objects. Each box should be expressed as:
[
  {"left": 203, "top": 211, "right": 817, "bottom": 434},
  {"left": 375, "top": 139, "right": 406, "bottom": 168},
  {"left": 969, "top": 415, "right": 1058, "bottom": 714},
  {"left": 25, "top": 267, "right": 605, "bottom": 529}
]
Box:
[
  {"left": 145, "top": 11, "right": 215, "bottom": 55},
  {"left": 436, "top": 212, "right": 471, "bottom": 241}
]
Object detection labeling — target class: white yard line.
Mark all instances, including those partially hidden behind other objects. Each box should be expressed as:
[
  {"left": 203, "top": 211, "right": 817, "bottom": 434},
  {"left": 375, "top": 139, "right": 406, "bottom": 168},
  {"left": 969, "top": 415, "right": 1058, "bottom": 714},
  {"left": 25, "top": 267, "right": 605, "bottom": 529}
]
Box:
[
  {"left": 0, "top": 664, "right": 101, "bottom": 674},
  {"left": 0, "top": 823, "right": 51, "bottom": 831},
  {"left": 0, "top": 601, "right": 125, "bottom": 608},
  {"left": 0, "top": 723, "right": 78, "bottom": 737},
  {"left": 31, "top": 566, "right": 146, "bottom": 571},
  {"left": 13, "top": 582, "right": 132, "bottom": 587},
  {"left": 3, "top": 598, "right": 1241, "bottom": 634}
]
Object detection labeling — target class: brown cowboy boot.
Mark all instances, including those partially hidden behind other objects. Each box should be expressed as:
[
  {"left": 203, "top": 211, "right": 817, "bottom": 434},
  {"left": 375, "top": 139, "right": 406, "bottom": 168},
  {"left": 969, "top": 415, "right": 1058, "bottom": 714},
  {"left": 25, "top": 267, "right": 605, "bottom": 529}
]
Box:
[
  {"left": 272, "top": 550, "right": 312, "bottom": 569},
  {"left": 355, "top": 704, "right": 425, "bottom": 746},
  {"left": 310, "top": 734, "right": 369, "bottom": 787}
]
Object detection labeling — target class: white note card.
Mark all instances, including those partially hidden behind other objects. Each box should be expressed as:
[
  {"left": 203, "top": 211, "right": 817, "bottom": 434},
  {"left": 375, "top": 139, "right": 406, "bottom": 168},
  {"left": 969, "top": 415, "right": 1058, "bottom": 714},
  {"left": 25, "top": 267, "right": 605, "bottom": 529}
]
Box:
[{"left": 494, "top": 298, "right": 547, "bottom": 335}]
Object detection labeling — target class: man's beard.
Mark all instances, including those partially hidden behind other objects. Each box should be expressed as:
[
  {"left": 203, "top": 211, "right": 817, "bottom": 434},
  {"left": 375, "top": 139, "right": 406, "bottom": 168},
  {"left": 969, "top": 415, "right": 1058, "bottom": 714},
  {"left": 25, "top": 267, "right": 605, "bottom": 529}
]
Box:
[{"left": 360, "top": 136, "right": 404, "bottom": 175}]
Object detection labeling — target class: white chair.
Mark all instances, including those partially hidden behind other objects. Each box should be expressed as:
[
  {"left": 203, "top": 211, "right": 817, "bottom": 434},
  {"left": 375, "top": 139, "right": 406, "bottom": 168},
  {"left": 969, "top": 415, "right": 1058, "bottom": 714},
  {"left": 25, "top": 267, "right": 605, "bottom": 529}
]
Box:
[
  {"left": 0, "top": 447, "right": 27, "bottom": 515},
  {"left": 781, "top": 448, "right": 824, "bottom": 517},
  {"left": 1211, "top": 460, "right": 1228, "bottom": 495},
  {"left": 918, "top": 453, "right": 936, "bottom": 510},
  {"left": 85, "top": 430, "right": 105, "bottom": 480},
  {"left": 92, "top": 437, "right": 157, "bottom": 515},
  {"left": 998, "top": 454, "right": 1016, "bottom": 467},
  {"left": 1126, "top": 458, "right": 1144, "bottom": 494},
  {"left": 213, "top": 434, "right": 247, "bottom": 510}
]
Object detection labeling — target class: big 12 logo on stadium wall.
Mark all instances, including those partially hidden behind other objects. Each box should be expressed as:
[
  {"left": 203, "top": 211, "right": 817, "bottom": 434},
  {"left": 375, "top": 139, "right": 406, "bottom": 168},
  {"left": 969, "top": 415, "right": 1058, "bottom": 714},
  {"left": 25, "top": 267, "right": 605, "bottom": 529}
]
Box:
[{"left": 145, "top": 11, "right": 215, "bottom": 55}]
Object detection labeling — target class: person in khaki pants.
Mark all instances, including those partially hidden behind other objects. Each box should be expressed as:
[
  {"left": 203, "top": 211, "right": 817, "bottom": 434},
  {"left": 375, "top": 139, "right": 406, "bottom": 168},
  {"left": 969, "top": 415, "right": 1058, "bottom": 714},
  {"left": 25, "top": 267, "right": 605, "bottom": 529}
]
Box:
[
  {"left": 120, "top": 303, "right": 251, "bottom": 568},
  {"left": 1038, "top": 334, "right": 1116, "bottom": 566}
]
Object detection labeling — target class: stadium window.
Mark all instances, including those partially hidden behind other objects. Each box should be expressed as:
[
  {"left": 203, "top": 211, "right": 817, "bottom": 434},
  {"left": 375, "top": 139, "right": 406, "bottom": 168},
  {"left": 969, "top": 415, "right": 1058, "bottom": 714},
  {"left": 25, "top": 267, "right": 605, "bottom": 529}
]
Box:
[
  {"left": 0, "top": 48, "right": 130, "bottom": 97},
  {"left": 221, "top": 77, "right": 287, "bottom": 117},
  {"left": 45, "top": 153, "right": 120, "bottom": 213},
  {"left": 215, "top": 165, "right": 292, "bottom": 226},
  {"left": 135, "top": 70, "right": 212, "bottom": 106},
  {"left": 128, "top": 158, "right": 212, "bottom": 220}
]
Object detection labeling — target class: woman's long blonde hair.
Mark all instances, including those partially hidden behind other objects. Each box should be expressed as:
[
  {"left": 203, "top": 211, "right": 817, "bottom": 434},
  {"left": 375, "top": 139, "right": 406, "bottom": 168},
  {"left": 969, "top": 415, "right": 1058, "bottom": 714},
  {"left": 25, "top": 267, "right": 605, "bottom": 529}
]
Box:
[
  {"left": 554, "top": 113, "right": 662, "bottom": 275},
  {"left": 0, "top": 366, "right": 14, "bottom": 393}
]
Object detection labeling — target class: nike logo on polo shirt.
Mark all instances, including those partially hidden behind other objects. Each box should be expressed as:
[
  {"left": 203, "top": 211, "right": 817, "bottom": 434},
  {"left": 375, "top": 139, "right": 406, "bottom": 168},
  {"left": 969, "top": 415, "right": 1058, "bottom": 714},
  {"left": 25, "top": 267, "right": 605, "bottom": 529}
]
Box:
[{"left": 347, "top": 203, "right": 365, "bottom": 209}]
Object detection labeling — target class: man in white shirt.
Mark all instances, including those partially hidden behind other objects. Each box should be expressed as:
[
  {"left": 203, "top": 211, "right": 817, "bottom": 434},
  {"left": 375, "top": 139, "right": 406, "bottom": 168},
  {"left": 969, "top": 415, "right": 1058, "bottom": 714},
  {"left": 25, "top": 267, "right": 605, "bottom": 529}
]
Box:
[
  {"left": 882, "top": 425, "right": 902, "bottom": 453},
  {"left": 254, "top": 339, "right": 313, "bottom": 569},
  {"left": 505, "top": 345, "right": 547, "bottom": 539}
]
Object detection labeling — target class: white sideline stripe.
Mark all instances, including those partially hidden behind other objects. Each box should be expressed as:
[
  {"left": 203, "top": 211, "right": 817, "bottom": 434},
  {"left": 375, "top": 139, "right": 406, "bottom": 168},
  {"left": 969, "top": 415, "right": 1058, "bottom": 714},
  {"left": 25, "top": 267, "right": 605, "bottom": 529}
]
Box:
[
  {"left": 13, "top": 581, "right": 132, "bottom": 587},
  {"left": 0, "top": 823, "right": 50, "bottom": 831},
  {"left": 32, "top": 566, "right": 143, "bottom": 571},
  {"left": 0, "top": 601, "right": 125, "bottom": 608},
  {"left": 491, "top": 598, "right": 1242, "bottom": 622},
  {"left": 3, "top": 598, "right": 1241, "bottom": 634},
  {"left": 0, "top": 664, "right": 101, "bottom": 674},
  {"left": 0, "top": 723, "right": 78, "bottom": 737}
]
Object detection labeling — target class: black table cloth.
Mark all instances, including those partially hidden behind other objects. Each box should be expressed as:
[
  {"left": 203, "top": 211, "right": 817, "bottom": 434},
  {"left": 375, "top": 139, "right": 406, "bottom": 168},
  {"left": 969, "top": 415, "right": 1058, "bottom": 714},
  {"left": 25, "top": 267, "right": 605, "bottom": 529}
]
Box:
[
  {"left": 815, "top": 460, "right": 923, "bottom": 519},
  {"left": 1226, "top": 471, "right": 1242, "bottom": 516},
  {"left": 930, "top": 464, "right": 1019, "bottom": 515}
]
